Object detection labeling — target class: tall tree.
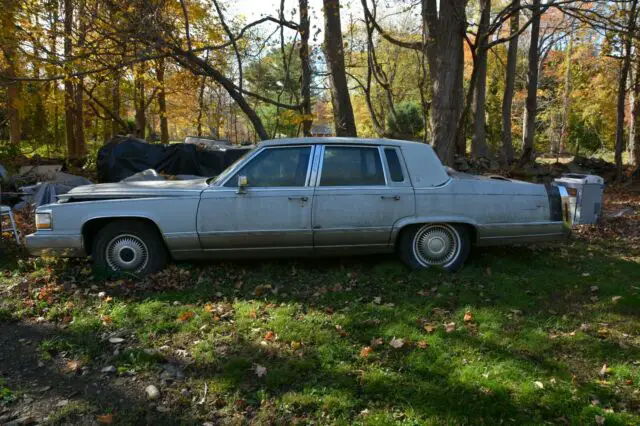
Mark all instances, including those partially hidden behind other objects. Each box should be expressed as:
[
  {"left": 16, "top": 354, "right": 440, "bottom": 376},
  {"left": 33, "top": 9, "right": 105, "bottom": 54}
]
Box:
[
  {"left": 631, "top": 54, "right": 640, "bottom": 166},
  {"left": 74, "top": 0, "right": 86, "bottom": 157},
  {"left": 501, "top": 0, "right": 520, "bottom": 164},
  {"left": 425, "top": 0, "right": 468, "bottom": 164},
  {"left": 63, "top": 0, "right": 76, "bottom": 157},
  {"left": 557, "top": 22, "right": 575, "bottom": 157},
  {"left": 299, "top": 0, "right": 313, "bottom": 136},
  {"left": 520, "top": 0, "right": 542, "bottom": 165},
  {"left": 155, "top": 58, "right": 169, "bottom": 144},
  {"left": 1, "top": 0, "right": 21, "bottom": 146},
  {"left": 323, "top": 0, "right": 357, "bottom": 136},
  {"left": 471, "top": 0, "right": 491, "bottom": 158},
  {"left": 615, "top": 0, "right": 638, "bottom": 181}
]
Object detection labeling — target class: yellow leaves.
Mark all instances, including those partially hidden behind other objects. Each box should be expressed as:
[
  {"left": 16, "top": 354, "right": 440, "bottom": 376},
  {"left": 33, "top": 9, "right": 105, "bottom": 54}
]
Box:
[
  {"left": 463, "top": 311, "right": 474, "bottom": 323},
  {"left": 204, "top": 303, "right": 215, "bottom": 313}
]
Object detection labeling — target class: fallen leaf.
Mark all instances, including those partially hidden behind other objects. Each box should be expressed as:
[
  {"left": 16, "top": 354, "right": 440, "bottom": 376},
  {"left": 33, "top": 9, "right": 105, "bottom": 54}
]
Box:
[
  {"left": 595, "top": 415, "right": 605, "bottom": 425},
  {"left": 373, "top": 297, "right": 382, "bottom": 304},
  {"left": 590, "top": 285, "right": 599, "bottom": 292},
  {"left": 178, "top": 311, "right": 194, "bottom": 322},
  {"left": 416, "top": 340, "right": 429, "bottom": 349},
  {"left": 360, "top": 346, "right": 373, "bottom": 357},
  {"left": 101, "top": 315, "right": 112, "bottom": 326},
  {"left": 389, "top": 337, "right": 405, "bottom": 349},
  {"left": 263, "top": 331, "right": 275, "bottom": 341},
  {"left": 370, "top": 337, "right": 384, "bottom": 348},
  {"left": 423, "top": 323, "right": 437, "bottom": 333},
  {"left": 254, "top": 364, "right": 267, "bottom": 378},
  {"left": 534, "top": 381, "right": 544, "bottom": 389},
  {"left": 445, "top": 322, "right": 456, "bottom": 333},
  {"left": 96, "top": 414, "right": 114, "bottom": 424},
  {"left": 66, "top": 360, "right": 82, "bottom": 373},
  {"left": 463, "top": 311, "right": 474, "bottom": 323},
  {"left": 335, "top": 324, "right": 347, "bottom": 337},
  {"left": 204, "top": 303, "right": 214, "bottom": 313},
  {"left": 104, "top": 296, "right": 113, "bottom": 303},
  {"left": 598, "top": 363, "right": 608, "bottom": 379},
  {"left": 291, "top": 341, "right": 302, "bottom": 351},
  {"left": 611, "top": 296, "right": 622, "bottom": 303}
]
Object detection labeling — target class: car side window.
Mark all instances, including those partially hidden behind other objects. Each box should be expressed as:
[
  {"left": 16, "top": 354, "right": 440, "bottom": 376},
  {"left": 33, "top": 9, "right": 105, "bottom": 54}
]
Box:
[
  {"left": 320, "top": 146, "right": 385, "bottom": 186},
  {"left": 384, "top": 148, "right": 404, "bottom": 182},
  {"left": 224, "top": 146, "right": 311, "bottom": 188}
]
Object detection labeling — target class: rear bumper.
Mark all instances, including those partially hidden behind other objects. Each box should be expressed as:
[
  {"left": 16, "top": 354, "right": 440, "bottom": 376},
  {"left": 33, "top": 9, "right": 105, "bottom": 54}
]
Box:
[{"left": 25, "top": 233, "right": 86, "bottom": 257}]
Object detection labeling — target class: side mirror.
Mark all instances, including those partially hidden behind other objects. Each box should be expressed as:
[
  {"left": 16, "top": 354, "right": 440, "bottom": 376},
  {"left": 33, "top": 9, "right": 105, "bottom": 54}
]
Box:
[{"left": 237, "top": 175, "right": 248, "bottom": 194}]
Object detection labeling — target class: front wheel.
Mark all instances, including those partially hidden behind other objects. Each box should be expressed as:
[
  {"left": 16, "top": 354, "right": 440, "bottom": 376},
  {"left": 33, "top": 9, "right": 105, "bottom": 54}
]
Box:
[
  {"left": 398, "top": 223, "right": 471, "bottom": 272},
  {"left": 92, "top": 220, "right": 168, "bottom": 276}
]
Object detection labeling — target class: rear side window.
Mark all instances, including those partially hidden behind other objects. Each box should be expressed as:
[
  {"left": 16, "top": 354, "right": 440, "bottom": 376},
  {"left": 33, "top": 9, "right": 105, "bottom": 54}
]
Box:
[
  {"left": 320, "top": 146, "right": 385, "bottom": 186},
  {"left": 384, "top": 148, "right": 404, "bottom": 182}
]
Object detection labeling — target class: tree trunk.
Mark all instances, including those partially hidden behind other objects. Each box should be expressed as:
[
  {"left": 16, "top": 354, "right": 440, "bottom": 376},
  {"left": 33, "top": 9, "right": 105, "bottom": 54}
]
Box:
[
  {"left": 426, "top": 0, "right": 468, "bottom": 165},
  {"left": 196, "top": 76, "right": 207, "bottom": 137},
  {"left": 63, "top": 0, "right": 76, "bottom": 158},
  {"left": 519, "top": 0, "right": 542, "bottom": 166},
  {"left": 615, "top": 0, "right": 638, "bottom": 181},
  {"left": 631, "top": 56, "right": 640, "bottom": 166},
  {"left": 501, "top": 0, "right": 519, "bottom": 165},
  {"left": 299, "top": 0, "right": 313, "bottom": 136},
  {"left": 471, "top": 0, "right": 491, "bottom": 159},
  {"left": 557, "top": 22, "right": 574, "bottom": 157},
  {"left": 323, "top": 0, "right": 357, "bottom": 136},
  {"left": 1, "top": 0, "right": 21, "bottom": 146},
  {"left": 155, "top": 58, "right": 169, "bottom": 144},
  {"left": 73, "top": 0, "right": 86, "bottom": 157},
  {"left": 134, "top": 65, "right": 146, "bottom": 138},
  {"left": 48, "top": 0, "right": 60, "bottom": 148},
  {"left": 111, "top": 73, "right": 121, "bottom": 137}
]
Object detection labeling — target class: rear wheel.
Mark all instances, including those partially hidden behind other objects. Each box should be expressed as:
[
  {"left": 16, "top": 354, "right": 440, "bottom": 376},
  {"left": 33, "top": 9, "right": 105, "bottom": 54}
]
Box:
[
  {"left": 398, "top": 223, "right": 470, "bottom": 272},
  {"left": 92, "top": 220, "right": 168, "bottom": 276}
]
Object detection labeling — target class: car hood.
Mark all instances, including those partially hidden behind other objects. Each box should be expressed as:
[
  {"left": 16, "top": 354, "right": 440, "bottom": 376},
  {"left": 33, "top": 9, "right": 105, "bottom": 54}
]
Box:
[{"left": 58, "top": 179, "right": 209, "bottom": 201}]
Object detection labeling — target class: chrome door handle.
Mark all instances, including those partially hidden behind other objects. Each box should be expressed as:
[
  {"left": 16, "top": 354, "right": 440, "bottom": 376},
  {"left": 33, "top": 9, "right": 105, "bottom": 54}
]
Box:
[
  {"left": 288, "top": 196, "right": 309, "bottom": 202},
  {"left": 381, "top": 195, "right": 400, "bottom": 201}
]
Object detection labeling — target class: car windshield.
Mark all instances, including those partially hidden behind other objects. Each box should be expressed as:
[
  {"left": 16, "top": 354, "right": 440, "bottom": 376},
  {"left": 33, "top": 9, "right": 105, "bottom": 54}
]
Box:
[{"left": 209, "top": 147, "right": 257, "bottom": 185}]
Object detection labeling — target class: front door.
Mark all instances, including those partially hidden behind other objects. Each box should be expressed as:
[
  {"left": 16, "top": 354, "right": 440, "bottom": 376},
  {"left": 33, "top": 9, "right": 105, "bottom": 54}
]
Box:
[
  {"left": 312, "top": 145, "right": 415, "bottom": 253},
  {"left": 197, "top": 145, "right": 314, "bottom": 255}
]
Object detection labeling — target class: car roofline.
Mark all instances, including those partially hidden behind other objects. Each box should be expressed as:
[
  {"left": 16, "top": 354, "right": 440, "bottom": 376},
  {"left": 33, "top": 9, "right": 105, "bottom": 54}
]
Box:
[{"left": 257, "top": 137, "right": 422, "bottom": 148}]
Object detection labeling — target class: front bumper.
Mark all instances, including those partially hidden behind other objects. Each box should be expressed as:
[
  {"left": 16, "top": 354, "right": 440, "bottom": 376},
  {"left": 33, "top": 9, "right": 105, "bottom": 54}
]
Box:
[{"left": 25, "top": 233, "right": 86, "bottom": 257}]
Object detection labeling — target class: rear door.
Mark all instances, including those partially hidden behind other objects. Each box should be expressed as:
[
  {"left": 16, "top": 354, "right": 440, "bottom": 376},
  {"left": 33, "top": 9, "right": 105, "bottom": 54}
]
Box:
[{"left": 311, "top": 145, "right": 415, "bottom": 253}]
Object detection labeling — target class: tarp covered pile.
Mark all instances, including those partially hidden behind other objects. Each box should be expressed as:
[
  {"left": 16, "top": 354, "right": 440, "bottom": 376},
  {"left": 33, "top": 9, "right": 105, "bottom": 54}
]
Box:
[{"left": 97, "top": 136, "right": 251, "bottom": 182}]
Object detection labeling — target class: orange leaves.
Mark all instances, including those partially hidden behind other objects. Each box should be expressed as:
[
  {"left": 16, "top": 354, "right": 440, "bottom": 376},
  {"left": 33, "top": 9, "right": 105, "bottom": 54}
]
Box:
[
  {"left": 178, "top": 311, "right": 195, "bottom": 322},
  {"left": 204, "top": 303, "right": 214, "bottom": 313},
  {"left": 360, "top": 346, "right": 373, "bottom": 358},
  {"left": 463, "top": 311, "right": 474, "bottom": 323},
  {"left": 96, "top": 414, "right": 114, "bottom": 424},
  {"left": 263, "top": 331, "right": 275, "bottom": 341},
  {"left": 101, "top": 315, "right": 113, "bottom": 326}
]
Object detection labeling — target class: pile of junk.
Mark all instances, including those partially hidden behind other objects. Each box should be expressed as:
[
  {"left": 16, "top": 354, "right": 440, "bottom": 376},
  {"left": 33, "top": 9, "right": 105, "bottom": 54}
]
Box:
[{"left": 0, "top": 136, "right": 252, "bottom": 211}]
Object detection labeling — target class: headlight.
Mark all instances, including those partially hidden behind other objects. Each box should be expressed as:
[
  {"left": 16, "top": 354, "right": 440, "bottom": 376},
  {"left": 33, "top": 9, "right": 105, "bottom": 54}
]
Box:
[{"left": 36, "top": 212, "right": 52, "bottom": 230}]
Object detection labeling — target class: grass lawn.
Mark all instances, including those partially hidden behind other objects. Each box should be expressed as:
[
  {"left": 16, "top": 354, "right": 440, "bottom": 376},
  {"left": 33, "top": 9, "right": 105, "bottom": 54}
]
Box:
[{"left": 1, "top": 189, "right": 639, "bottom": 425}]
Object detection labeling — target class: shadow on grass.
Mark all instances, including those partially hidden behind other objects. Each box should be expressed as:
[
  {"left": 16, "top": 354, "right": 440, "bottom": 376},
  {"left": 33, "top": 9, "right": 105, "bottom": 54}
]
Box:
[{"left": 1, "top": 241, "right": 639, "bottom": 423}]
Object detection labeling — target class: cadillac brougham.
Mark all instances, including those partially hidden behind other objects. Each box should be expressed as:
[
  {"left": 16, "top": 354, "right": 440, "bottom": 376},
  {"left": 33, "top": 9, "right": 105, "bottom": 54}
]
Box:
[{"left": 26, "top": 138, "right": 571, "bottom": 274}]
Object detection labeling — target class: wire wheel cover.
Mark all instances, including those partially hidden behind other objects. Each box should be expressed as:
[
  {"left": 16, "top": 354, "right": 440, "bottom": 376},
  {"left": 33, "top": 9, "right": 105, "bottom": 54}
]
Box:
[
  {"left": 105, "top": 234, "right": 149, "bottom": 272},
  {"left": 413, "top": 224, "right": 461, "bottom": 266}
]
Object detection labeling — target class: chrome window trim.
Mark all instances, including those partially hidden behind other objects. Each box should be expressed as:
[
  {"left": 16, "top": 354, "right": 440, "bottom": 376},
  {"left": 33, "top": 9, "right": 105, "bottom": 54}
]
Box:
[
  {"left": 218, "top": 145, "right": 314, "bottom": 188},
  {"left": 381, "top": 146, "right": 410, "bottom": 187},
  {"left": 308, "top": 144, "right": 324, "bottom": 187},
  {"left": 316, "top": 144, "right": 388, "bottom": 188}
]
